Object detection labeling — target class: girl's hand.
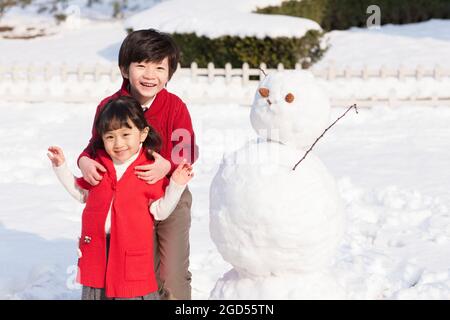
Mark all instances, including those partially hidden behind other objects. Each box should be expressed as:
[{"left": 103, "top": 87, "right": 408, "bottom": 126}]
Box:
[
  {"left": 135, "top": 151, "right": 171, "bottom": 184},
  {"left": 79, "top": 156, "right": 106, "bottom": 186},
  {"left": 47, "top": 146, "right": 66, "bottom": 167},
  {"left": 171, "top": 159, "right": 194, "bottom": 185}
]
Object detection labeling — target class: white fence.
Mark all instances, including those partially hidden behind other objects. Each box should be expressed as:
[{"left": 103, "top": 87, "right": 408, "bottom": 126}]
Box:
[
  {"left": 1, "top": 62, "right": 449, "bottom": 106},
  {"left": 177, "top": 62, "right": 450, "bottom": 82}
]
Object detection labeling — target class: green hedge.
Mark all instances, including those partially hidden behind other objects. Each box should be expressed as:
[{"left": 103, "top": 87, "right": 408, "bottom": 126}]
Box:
[
  {"left": 170, "top": 30, "right": 325, "bottom": 69},
  {"left": 256, "top": 0, "right": 450, "bottom": 31}
]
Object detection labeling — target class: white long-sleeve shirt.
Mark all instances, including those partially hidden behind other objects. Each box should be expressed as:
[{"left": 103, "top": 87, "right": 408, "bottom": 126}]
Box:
[{"left": 53, "top": 155, "right": 186, "bottom": 234}]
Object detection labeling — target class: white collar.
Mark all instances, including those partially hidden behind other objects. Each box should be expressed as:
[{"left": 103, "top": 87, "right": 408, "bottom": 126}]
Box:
[{"left": 142, "top": 96, "right": 156, "bottom": 111}]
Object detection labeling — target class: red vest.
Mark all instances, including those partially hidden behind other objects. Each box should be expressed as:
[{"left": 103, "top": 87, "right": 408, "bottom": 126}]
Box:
[{"left": 76, "top": 148, "right": 168, "bottom": 298}]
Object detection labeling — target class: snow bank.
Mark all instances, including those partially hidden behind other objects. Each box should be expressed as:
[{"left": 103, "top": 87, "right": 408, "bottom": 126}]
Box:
[
  {"left": 313, "top": 19, "right": 450, "bottom": 69},
  {"left": 125, "top": 0, "right": 321, "bottom": 39},
  {"left": 1, "top": 14, "right": 449, "bottom": 70}
]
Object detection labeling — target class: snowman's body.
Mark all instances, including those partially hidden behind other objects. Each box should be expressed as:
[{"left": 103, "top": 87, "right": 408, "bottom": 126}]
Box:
[{"left": 209, "top": 71, "right": 346, "bottom": 299}]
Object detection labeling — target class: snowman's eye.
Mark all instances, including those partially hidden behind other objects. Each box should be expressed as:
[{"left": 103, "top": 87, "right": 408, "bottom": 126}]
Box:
[
  {"left": 259, "top": 87, "right": 270, "bottom": 98},
  {"left": 285, "top": 93, "right": 294, "bottom": 103}
]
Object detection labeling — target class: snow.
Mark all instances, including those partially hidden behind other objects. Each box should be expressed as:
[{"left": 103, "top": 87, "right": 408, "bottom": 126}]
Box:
[
  {"left": 208, "top": 71, "right": 345, "bottom": 299},
  {"left": 1, "top": 2, "right": 450, "bottom": 300},
  {"left": 1, "top": 101, "right": 450, "bottom": 299},
  {"left": 209, "top": 141, "right": 346, "bottom": 298},
  {"left": 0, "top": 0, "right": 161, "bottom": 41},
  {"left": 1, "top": 10, "right": 449, "bottom": 69},
  {"left": 250, "top": 71, "right": 331, "bottom": 149},
  {"left": 1, "top": 0, "right": 162, "bottom": 22},
  {"left": 125, "top": 0, "right": 321, "bottom": 39},
  {"left": 0, "top": 20, "right": 128, "bottom": 65},
  {"left": 211, "top": 269, "right": 346, "bottom": 299},
  {"left": 210, "top": 142, "right": 344, "bottom": 275},
  {"left": 313, "top": 19, "right": 450, "bottom": 69}
]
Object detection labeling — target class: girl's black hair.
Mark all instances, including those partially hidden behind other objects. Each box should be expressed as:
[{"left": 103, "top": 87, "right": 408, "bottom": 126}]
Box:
[{"left": 92, "top": 96, "right": 161, "bottom": 159}]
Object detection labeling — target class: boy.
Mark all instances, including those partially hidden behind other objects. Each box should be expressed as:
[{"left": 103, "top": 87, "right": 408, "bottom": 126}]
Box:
[{"left": 77, "top": 29, "right": 198, "bottom": 300}]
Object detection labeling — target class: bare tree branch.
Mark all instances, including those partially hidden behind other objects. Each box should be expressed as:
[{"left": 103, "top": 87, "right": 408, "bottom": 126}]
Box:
[
  {"left": 292, "top": 104, "right": 358, "bottom": 171},
  {"left": 259, "top": 67, "right": 267, "bottom": 77}
]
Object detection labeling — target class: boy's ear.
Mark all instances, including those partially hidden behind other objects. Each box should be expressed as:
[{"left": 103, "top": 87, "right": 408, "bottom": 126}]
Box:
[{"left": 120, "top": 66, "right": 129, "bottom": 79}]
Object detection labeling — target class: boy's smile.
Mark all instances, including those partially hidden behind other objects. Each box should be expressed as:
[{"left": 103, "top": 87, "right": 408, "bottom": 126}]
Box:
[{"left": 121, "top": 57, "right": 170, "bottom": 106}]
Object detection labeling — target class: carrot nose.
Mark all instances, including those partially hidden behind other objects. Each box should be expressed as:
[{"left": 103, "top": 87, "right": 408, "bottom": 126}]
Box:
[{"left": 259, "top": 87, "right": 269, "bottom": 98}]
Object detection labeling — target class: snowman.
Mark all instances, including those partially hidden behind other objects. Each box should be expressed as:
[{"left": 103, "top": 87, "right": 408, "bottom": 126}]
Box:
[{"left": 209, "top": 71, "right": 347, "bottom": 299}]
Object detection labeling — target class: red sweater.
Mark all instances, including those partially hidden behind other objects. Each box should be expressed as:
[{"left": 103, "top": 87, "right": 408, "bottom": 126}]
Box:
[
  {"left": 79, "top": 80, "right": 198, "bottom": 175},
  {"left": 76, "top": 148, "right": 168, "bottom": 298}
]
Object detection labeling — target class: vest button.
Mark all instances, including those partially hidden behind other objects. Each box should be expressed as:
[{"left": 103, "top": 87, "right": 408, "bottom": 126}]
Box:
[{"left": 84, "top": 236, "right": 92, "bottom": 244}]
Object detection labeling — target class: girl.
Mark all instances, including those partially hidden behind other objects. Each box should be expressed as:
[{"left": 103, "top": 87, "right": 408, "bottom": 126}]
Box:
[{"left": 47, "top": 96, "right": 193, "bottom": 300}]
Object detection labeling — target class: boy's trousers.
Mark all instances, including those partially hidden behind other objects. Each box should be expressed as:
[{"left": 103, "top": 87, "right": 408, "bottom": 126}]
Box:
[{"left": 154, "top": 186, "right": 192, "bottom": 300}]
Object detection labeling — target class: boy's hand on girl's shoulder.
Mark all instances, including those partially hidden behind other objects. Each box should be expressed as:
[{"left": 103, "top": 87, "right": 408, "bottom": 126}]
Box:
[
  {"left": 79, "top": 156, "right": 106, "bottom": 186},
  {"left": 171, "top": 159, "right": 194, "bottom": 185},
  {"left": 47, "top": 146, "right": 66, "bottom": 167},
  {"left": 135, "top": 150, "right": 171, "bottom": 184}
]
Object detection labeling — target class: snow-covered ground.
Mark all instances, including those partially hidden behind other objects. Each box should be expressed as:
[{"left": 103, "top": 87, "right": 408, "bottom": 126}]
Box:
[
  {"left": 314, "top": 19, "right": 450, "bottom": 69},
  {"left": 1, "top": 1, "right": 449, "bottom": 69},
  {"left": 0, "top": 20, "right": 127, "bottom": 65},
  {"left": 1, "top": 101, "right": 450, "bottom": 299},
  {"left": 1, "top": 0, "right": 450, "bottom": 300},
  {"left": 1, "top": 18, "right": 449, "bottom": 107}
]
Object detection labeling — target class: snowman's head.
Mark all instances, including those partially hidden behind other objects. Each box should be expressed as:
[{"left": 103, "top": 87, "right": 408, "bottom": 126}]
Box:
[{"left": 250, "top": 71, "right": 331, "bottom": 149}]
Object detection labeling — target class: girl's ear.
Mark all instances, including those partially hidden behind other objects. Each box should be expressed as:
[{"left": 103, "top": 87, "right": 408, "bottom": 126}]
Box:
[
  {"left": 120, "top": 66, "right": 129, "bottom": 79},
  {"left": 140, "top": 127, "right": 150, "bottom": 143}
]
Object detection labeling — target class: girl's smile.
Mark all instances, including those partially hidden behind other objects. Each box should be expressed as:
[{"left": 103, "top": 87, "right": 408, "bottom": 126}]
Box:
[{"left": 102, "top": 123, "right": 149, "bottom": 164}]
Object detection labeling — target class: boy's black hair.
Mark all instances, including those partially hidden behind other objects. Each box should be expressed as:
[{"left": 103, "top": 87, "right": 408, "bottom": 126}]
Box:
[
  {"left": 93, "top": 96, "right": 161, "bottom": 158},
  {"left": 119, "top": 29, "right": 180, "bottom": 80}
]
